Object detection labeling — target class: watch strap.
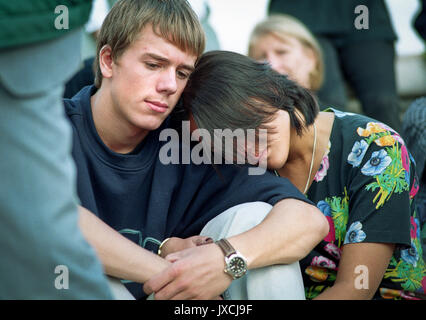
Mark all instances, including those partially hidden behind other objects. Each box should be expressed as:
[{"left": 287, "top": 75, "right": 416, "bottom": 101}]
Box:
[{"left": 215, "top": 238, "right": 236, "bottom": 257}]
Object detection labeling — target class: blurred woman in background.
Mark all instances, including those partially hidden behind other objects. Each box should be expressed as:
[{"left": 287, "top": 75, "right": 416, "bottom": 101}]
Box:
[{"left": 248, "top": 14, "right": 325, "bottom": 106}]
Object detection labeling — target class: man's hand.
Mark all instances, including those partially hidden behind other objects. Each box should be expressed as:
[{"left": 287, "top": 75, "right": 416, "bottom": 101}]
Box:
[
  {"left": 143, "top": 243, "right": 231, "bottom": 300},
  {"left": 159, "top": 236, "right": 213, "bottom": 258}
]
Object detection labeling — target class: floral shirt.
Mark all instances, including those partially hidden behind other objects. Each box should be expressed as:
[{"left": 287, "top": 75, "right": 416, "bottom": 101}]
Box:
[{"left": 301, "top": 109, "right": 425, "bottom": 300}]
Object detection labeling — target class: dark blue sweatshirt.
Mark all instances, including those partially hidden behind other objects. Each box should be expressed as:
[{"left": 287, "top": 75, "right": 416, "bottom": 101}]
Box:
[{"left": 64, "top": 85, "right": 311, "bottom": 298}]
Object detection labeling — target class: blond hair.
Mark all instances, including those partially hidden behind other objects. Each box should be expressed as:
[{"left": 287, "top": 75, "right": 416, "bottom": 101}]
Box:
[
  {"left": 94, "top": 0, "right": 205, "bottom": 88},
  {"left": 248, "top": 14, "right": 324, "bottom": 91}
]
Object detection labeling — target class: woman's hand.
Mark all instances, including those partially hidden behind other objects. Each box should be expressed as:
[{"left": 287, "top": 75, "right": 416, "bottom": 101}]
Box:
[
  {"left": 159, "top": 236, "right": 214, "bottom": 258},
  {"left": 144, "top": 243, "right": 231, "bottom": 300}
]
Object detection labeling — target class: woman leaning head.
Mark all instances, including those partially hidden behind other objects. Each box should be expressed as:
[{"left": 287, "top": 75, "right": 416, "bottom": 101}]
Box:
[
  {"left": 182, "top": 49, "right": 423, "bottom": 301},
  {"left": 182, "top": 50, "right": 320, "bottom": 171}
]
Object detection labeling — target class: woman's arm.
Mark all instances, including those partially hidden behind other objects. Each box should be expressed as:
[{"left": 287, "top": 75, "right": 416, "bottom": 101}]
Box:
[
  {"left": 143, "top": 198, "right": 329, "bottom": 299},
  {"left": 314, "top": 242, "right": 395, "bottom": 300},
  {"left": 228, "top": 198, "right": 329, "bottom": 268}
]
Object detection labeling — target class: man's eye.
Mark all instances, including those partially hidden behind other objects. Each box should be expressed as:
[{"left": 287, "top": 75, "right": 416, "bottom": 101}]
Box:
[
  {"left": 145, "top": 62, "right": 160, "bottom": 69},
  {"left": 177, "top": 71, "right": 190, "bottom": 80}
]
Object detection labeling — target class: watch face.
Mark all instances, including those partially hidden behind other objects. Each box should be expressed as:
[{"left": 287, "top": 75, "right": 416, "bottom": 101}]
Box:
[{"left": 228, "top": 256, "right": 247, "bottom": 278}]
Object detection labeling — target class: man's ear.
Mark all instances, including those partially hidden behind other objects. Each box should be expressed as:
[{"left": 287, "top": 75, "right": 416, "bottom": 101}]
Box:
[{"left": 98, "top": 45, "right": 114, "bottom": 79}]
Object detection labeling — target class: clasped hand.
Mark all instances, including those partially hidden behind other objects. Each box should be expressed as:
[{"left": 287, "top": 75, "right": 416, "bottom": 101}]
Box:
[{"left": 143, "top": 236, "right": 231, "bottom": 300}]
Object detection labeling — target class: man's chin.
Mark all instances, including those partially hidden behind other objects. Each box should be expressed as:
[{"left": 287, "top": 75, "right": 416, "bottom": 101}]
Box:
[{"left": 134, "top": 116, "right": 168, "bottom": 132}]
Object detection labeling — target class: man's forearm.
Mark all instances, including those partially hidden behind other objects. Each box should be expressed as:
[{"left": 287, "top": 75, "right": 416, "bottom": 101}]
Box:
[
  {"left": 78, "top": 206, "right": 170, "bottom": 283},
  {"left": 227, "top": 199, "right": 328, "bottom": 269},
  {"left": 142, "top": 199, "right": 329, "bottom": 300}
]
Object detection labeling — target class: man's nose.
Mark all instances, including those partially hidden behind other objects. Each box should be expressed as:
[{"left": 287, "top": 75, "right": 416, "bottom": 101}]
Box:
[{"left": 157, "top": 69, "right": 178, "bottom": 94}]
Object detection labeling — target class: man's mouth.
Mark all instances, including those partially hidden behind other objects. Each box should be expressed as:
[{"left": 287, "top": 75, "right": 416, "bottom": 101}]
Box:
[{"left": 146, "top": 100, "right": 169, "bottom": 113}]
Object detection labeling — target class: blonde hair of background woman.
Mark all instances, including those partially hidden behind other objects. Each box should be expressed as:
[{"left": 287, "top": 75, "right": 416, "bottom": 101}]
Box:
[{"left": 248, "top": 14, "right": 324, "bottom": 91}]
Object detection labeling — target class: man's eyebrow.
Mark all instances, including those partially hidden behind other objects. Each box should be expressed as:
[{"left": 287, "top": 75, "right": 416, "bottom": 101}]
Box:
[
  {"left": 143, "top": 53, "right": 168, "bottom": 63},
  {"left": 180, "top": 64, "right": 195, "bottom": 73},
  {"left": 143, "top": 53, "right": 195, "bottom": 72}
]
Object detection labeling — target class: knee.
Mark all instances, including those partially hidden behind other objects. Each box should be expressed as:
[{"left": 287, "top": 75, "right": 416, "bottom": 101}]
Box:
[
  {"left": 201, "top": 202, "right": 273, "bottom": 239},
  {"left": 230, "top": 202, "right": 273, "bottom": 232},
  {"left": 231, "top": 201, "right": 273, "bottom": 219}
]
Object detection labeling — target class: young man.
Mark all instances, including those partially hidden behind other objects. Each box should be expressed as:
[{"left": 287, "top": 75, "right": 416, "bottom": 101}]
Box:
[{"left": 66, "top": 0, "right": 328, "bottom": 299}]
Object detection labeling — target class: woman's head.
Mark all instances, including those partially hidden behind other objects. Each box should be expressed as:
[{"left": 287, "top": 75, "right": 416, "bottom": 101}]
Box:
[
  {"left": 248, "top": 14, "right": 324, "bottom": 91},
  {"left": 182, "top": 50, "right": 319, "bottom": 168}
]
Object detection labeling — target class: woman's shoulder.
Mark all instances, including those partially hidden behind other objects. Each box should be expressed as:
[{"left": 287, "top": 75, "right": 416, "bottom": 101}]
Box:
[
  {"left": 325, "top": 108, "right": 403, "bottom": 145},
  {"left": 326, "top": 108, "right": 382, "bottom": 127}
]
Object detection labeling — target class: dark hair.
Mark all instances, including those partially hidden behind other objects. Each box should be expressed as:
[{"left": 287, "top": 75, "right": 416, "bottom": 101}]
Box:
[{"left": 182, "top": 51, "right": 319, "bottom": 140}]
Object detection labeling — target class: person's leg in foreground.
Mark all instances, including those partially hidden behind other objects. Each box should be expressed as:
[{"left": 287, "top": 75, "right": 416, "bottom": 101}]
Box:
[
  {"left": 315, "top": 36, "right": 348, "bottom": 110},
  {"left": 0, "top": 29, "right": 112, "bottom": 299},
  {"left": 338, "top": 40, "right": 402, "bottom": 132},
  {"left": 201, "top": 202, "right": 306, "bottom": 300}
]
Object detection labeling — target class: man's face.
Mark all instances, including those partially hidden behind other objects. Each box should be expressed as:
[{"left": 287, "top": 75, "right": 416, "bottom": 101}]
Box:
[{"left": 106, "top": 25, "right": 197, "bottom": 132}]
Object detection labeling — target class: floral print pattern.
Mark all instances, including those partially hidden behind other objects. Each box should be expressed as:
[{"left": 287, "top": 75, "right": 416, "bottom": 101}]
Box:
[
  {"left": 351, "top": 122, "right": 411, "bottom": 210},
  {"left": 401, "top": 242, "right": 420, "bottom": 267},
  {"left": 347, "top": 140, "right": 369, "bottom": 167},
  {"left": 320, "top": 191, "right": 349, "bottom": 247},
  {"left": 314, "top": 141, "right": 331, "bottom": 182},
  {"left": 384, "top": 216, "right": 426, "bottom": 294},
  {"left": 314, "top": 155, "right": 329, "bottom": 182},
  {"left": 344, "top": 222, "right": 367, "bottom": 244},
  {"left": 410, "top": 176, "right": 419, "bottom": 200},
  {"left": 311, "top": 256, "right": 337, "bottom": 270},
  {"left": 324, "top": 243, "right": 342, "bottom": 260},
  {"left": 302, "top": 109, "right": 425, "bottom": 300},
  {"left": 361, "top": 149, "right": 392, "bottom": 176}
]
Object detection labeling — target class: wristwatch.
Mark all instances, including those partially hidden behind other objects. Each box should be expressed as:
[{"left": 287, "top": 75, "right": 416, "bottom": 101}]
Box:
[{"left": 215, "top": 238, "right": 248, "bottom": 280}]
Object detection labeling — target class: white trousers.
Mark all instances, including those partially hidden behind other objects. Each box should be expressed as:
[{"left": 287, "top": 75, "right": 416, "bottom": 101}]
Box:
[
  {"left": 109, "top": 202, "right": 306, "bottom": 300},
  {"left": 200, "top": 202, "right": 305, "bottom": 300}
]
